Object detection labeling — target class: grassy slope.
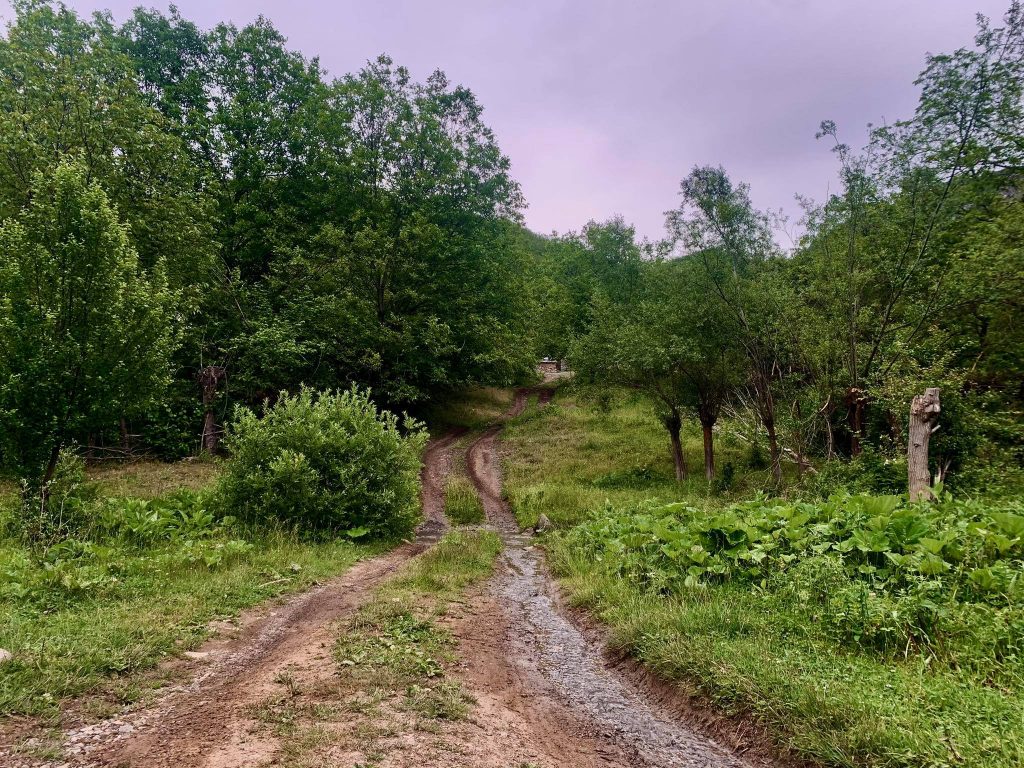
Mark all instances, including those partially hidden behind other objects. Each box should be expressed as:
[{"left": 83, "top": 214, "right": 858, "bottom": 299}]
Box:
[
  {"left": 501, "top": 388, "right": 1024, "bottom": 768},
  {"left": 425, "top": 386, "right": 516, "bottom": 432},
  {"left": 503, "top": 389, "right": 769, "bottom": 530},
  {"left": 0, "top": 462, "right": 381, "bottom": 717}
]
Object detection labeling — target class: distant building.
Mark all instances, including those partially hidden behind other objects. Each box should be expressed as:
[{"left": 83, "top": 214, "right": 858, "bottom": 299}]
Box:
[{"left": 538, "top": 358, "right": 561, "bottom": 374}]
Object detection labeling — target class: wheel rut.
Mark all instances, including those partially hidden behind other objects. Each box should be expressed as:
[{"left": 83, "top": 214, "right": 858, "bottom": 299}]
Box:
[
  {"left": 4, "top": 430, "right": 464, "bottom": 768},
  {"left": 6, "top": 392, "right": 771, "bottom": 768},
  {"left": 463, "top": 387, "right": 761, "bottom": 768}
]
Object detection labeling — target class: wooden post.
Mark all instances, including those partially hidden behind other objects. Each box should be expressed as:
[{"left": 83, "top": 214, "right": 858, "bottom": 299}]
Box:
[{"left": 908, "top": 387, "right": 940, "bottom": 502}]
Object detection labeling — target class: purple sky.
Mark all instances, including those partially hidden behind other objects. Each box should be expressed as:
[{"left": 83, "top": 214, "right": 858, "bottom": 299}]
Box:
[{"left": 0, "top": 1, "right": 1012, "bottom": 242}]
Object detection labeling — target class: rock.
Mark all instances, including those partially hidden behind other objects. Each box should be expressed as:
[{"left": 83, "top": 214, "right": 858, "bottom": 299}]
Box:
[
  {"left": 534, "top": 514, "right": 553, "bottom": 533},
  {"left": 0, "top": 648, "right": 12, "bottom": 664}
]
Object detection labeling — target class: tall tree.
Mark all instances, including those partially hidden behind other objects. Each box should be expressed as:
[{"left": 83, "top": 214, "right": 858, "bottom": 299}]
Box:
[
  {"left": 0, "top": 161, "right": 175, "bottom": 485},
  {"left": 667, "top": 166, "right": 792, "bottom": 485}
]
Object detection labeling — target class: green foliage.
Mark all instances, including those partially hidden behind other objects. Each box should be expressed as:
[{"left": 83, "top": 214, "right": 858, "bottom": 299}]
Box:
[
  {"left": 0, "top": 161, "right": 176, "bottom": 478},
  {"left": 217, "top": 388, "right": 427, "bottom": 537},
  {"left": 14, "top": 450, "right": 96, "bottom": 546},
  {"left": 564, "top": 492, "right": 1024, "bottom": 663}
]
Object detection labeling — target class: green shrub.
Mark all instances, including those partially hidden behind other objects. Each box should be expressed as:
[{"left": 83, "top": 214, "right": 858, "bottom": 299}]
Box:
[
  {"left": 562, "top": 492, "right": 1024, "bottom": 663},
  {"left": 217, "top": 387, "right": 426, "bottom": 538},
  {"left": 16, "top": 450, "right": 97, "bottom": 545}
]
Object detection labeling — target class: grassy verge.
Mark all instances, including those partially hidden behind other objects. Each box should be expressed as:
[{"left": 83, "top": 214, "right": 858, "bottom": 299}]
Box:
[
  {"left": 0, "top": 461, "right": 383, "bottom": 718},
  {"left": 444, "top": 474, "right": 485, "bottom": 525},
  {"left": 502, "top": 388, "right": 761, "bottom": 530},
  {"left": 425, "top": 386, "right": 515, "bottom": 431},
  {"left": 502, "top": 387, "right": 1024, "bottom": 768},
  {"left": 251, "top": 530, "right": 502, "bottom": 765}
]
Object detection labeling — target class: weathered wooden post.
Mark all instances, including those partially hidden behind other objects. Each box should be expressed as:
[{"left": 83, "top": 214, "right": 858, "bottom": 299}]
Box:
[{"left": 908, "top": 387, "right": 940, "bottom": 501}]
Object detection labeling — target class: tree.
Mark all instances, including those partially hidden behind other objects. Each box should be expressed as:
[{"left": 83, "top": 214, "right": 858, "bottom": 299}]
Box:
[
  {"left": 571, "top": 250, "right": 743, "bottom": 484},
  {"left": 572, "top": 294, "right": 691, "bottom": 482},
  {"left": 644, "top": 259, "right": 744, "bottom": 481},
  {"left": 667, "top": 166, "right": 791, "bottom": 485},
  {"left": 0, "top": 161, "right": 175, "bottom": 486},
  {"left": 0, "top": 1, "right": 217, "bottom": 291}
]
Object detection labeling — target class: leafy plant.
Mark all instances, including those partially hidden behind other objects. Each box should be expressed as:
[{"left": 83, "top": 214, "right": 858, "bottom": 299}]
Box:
[
  {"left": 217, "top": 387, "right": 427, "bottom": 538},
  {"left": 564, "top": 491, "right": 1024, "bottom": 657}
]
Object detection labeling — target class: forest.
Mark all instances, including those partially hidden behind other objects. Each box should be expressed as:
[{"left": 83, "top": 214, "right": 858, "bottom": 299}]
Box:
[
  {"left": 1, "top": 2, "right": 1021, "bottom": 500},
  {"left": 1, "top": 1, "right": 1023, "bottom": 767}
]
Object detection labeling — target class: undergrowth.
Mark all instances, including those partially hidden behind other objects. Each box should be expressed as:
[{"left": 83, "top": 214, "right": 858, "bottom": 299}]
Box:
[{"left": 502, "top": 386, "right": 1024, "bottom": 768}]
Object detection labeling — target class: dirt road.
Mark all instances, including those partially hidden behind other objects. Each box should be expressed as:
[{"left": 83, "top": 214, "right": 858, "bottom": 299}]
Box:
[{"left": 6, "top": 391, "right": 771, "bottom": 768}]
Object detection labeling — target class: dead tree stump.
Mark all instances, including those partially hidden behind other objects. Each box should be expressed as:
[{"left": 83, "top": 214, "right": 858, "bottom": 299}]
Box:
[{"left": 908, "top": 387, "right": 940, "bottom": 502}]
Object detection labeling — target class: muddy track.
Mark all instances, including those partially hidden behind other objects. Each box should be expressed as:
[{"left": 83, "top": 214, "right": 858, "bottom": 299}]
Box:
[
  {"left": 464, "top": 388, "right": 760, "bottom": 768},
  {"left": 5, "top": 430, "right": 464, "bottom": 768},
  {"left": 6, "top": 392, "right": 773, "bottom": 768}
]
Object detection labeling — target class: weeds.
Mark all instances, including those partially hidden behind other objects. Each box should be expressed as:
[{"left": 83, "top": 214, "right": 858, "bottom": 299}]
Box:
[
  {"left": 503, "top": 388, "right": 1024, "bottom": 768},
  {"left": 443, "top": 475, "right": 485, "bottom": 525}
]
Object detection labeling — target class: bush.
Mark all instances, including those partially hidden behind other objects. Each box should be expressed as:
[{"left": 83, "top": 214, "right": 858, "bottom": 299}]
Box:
[
  {"left": 16, "top": 450, "right": 97, "bottom": 545},
  {"left": 217, "top": 387, "right": 426, "bottom": 538}
]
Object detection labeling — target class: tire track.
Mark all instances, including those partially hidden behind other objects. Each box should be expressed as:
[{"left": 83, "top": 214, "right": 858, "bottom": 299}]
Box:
[
  {"left": 4, "top": 429, "right": 464, "bottom": 768},
  {"left": 464, "top": 388, "right": 760, "bottom": 768}
]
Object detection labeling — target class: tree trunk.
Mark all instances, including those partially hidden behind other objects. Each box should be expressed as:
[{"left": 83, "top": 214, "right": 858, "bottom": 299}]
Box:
[
  {"left": 765, "top": 417, "right": 778, "bottom": 483},
  {"left": 908, "top": 387, "right": 941, "bottom": 502},
  {"left": 845, "top": 387, "right": 865, "bottom": 457},
  {"left": 198, "top": 365, "right": 227, "bottom": 454},
  {"left": 664, "top": 409, "right": 688, "bottom": 482},
  {"left": 119, "top": 417, "right": 131, "bottom": 456},
  {"left": 42, "top": 444, "right": 61, "bottom": 487},
  {"left": 824, "top": 414, "right": 835, "bottom": 460},
  {"left": 700, "top": 419, "right": 715, "bottom": 481}
]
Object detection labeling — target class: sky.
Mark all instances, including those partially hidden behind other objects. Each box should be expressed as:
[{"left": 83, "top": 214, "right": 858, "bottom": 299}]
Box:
[{"left": 0, "top": 0, "right": 1013, "bottom": 242}]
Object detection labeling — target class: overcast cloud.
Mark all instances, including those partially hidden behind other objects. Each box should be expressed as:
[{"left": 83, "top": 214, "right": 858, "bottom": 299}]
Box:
[{"left": 0, "top": 0, "right": 1013, "bottom": 241}]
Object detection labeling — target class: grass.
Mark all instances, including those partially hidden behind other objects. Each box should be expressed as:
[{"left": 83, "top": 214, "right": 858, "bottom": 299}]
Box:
[
  {"left": 425, "top": 386, "right": 515, "bottom": 431},
  {"left": 443, "top": 474, "right": 485, "bottom": 525},
  {"left": 0, "top": 529, "right": 382, "bottom": 717},
  {"left": 0, "top": 457, "right": 385, "bottom": 719},
  {"left": 501, "top": 385, "right": 1024, "bottom": 768},
  {"left": 257, "top": 530, "right": 503, "bottom": 764},
  {"left": 86, "top": 458, "right": 221, "bottom": 499},
  {"left": 502, "top": 387, "right": 782, "bottom": 530}
]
